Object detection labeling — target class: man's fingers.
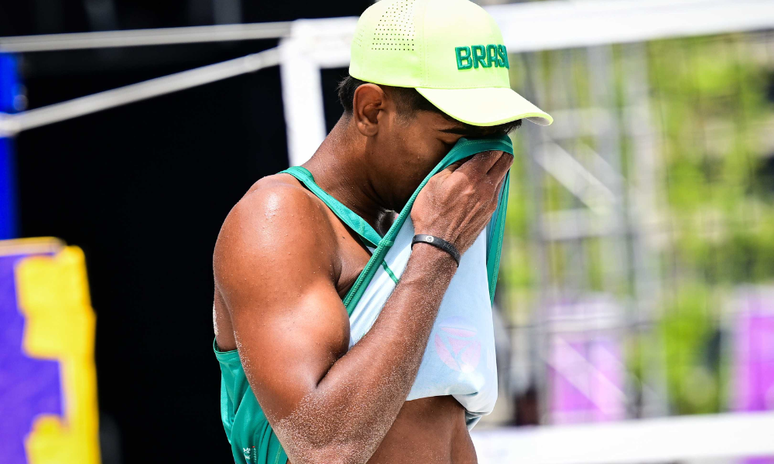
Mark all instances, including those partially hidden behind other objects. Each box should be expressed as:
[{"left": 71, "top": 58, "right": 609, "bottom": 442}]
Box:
[
  {"left": 456, "top": 150, "right": 504, "bottom": 175},
  {"left": 487, "top": 152, "right": 514, "bottom": 180},
  {"left": 432, "top": 160, "right": 466, "bottom": 182},
  {"left": 445, "top": 159, "right": 466, "bottom": 172}
]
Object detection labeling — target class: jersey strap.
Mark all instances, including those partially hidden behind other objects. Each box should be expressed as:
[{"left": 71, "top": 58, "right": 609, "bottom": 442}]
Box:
[
  {"left": 281, "top": 166, "right": 383, "bottom": 248},
  {"left": 486, "top": 170, "right": 510, "bottom": 304}
]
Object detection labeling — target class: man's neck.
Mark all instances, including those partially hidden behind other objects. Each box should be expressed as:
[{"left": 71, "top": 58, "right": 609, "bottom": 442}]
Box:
[{"left": 302, "top": 117, "right": 391, "bottom": 234}]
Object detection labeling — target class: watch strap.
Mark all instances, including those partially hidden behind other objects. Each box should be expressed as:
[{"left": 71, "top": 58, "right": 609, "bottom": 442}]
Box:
[{"left": 411, "top": 234, "right": 461, "bottom": 266}]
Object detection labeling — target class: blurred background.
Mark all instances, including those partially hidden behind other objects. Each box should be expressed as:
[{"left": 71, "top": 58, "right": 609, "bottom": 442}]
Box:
[{"left": 1, "top": 0, "right": 774, "bottom": 463}]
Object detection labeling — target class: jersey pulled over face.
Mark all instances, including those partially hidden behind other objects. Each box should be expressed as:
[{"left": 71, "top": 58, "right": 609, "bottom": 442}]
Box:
[{"left": 361, "top": 105, "right": 502, "bottom": 212}]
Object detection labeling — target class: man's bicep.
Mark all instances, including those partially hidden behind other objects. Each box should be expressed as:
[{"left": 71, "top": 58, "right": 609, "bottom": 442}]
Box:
[
  {"left": 230, "top": 278, "right": 350, "bottom": 421},
  {"left": 213, "top": 186, "right": 350, "bottom": 422}
]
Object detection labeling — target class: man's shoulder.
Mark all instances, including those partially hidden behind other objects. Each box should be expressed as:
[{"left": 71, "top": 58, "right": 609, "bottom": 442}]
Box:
[
  {"left": 215, "top": 173, "right": 337, "bottom": 262},
  {"left": 239, "top": 172, "right": 336, "bottom": 223},
  {"left": 213, "top": 173, "right": 346, "bottom": 332}
]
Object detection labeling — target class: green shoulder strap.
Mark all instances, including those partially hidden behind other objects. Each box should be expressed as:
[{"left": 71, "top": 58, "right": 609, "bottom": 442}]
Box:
[
  {"left": 486, "top": 170, "right": 510, "bottom": 305},
  {"left": 342, "top": 136, "right": 514, "bottom": 313},
  {"left": 281, "top": 166, "right": 383, "bottom": 248}
]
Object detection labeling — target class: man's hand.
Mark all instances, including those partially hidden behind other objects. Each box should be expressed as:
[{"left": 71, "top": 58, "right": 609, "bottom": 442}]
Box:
[{"left": 411, "top": 150, "right": 513, "bottom": 255}]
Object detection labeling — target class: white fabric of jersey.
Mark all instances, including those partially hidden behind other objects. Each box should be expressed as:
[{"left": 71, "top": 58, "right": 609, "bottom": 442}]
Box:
[{"left": 348, "top": 217, "right": 498, "bottom": 428}]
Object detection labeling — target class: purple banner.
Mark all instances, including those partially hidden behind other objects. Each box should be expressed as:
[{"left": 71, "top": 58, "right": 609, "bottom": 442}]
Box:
[
  {"left": 547, "top": 296, "right": 626, "bottom": 424},
  {"left": 0, "top": 251, "right": 63, "bottom": 464}
]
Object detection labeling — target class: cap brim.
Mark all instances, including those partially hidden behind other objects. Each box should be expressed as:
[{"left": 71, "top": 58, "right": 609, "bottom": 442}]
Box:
[{"left": 415, "top": 87, "right": 553, "bottom": 127}]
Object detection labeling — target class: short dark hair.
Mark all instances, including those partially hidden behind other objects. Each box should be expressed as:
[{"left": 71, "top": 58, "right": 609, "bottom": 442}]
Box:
[{"left": 336, "top": 75, "right": 522, "bottom": 137}]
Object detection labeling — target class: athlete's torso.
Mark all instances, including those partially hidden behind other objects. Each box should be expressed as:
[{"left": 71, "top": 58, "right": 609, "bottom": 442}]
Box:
[{"left": 213, "top": 173, "right": 475, "bottom": 464}]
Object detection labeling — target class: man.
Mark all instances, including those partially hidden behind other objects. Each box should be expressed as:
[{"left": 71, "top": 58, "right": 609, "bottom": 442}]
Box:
[{"left": 212, "top": 0, "right": 551, "bottom": 463}]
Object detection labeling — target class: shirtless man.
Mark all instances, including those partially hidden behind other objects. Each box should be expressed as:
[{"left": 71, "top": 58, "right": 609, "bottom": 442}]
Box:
[{"left": 212, "top": 1, "right": 551, "bottom": 463}]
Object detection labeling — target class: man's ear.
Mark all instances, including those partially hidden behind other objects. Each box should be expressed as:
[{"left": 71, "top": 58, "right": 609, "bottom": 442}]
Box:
[{"left": 352, "top": 84, "right": 386, "bottom": 137}]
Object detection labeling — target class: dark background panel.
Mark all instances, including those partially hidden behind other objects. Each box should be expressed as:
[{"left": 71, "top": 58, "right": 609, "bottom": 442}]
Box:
[
  {"left": 5, "top": 0, "right": 372, "bottom": 461},
  {"left": 0, "top": 0, "right": 371, "bottom": 37},
  {"left": 16, "top": 66, "right": 289, "bottom": 463}
]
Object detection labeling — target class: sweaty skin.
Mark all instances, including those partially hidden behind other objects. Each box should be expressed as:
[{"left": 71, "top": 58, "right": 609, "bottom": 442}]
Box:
[{"left": 213, "top": 83, "right": 514, "bottom": 464}]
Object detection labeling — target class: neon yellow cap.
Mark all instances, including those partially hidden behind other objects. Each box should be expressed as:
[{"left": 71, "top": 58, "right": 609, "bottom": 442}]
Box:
[{"left": 350, "top": 0, "right": 553, "bottom": 127}]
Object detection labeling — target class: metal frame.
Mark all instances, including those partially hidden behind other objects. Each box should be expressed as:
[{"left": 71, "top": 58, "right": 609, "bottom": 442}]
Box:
[
  {"left": 279, "top": 0, "right": 774, "bottom": 165},
  {"left": 0, "top": 48, "right": 280, "bottom": 136},
  {"left": 0, "top": 22, "right": 292, "bottom": 53},
  {"left": 0, "top": 0, "right": 771, "bottom": 158}
]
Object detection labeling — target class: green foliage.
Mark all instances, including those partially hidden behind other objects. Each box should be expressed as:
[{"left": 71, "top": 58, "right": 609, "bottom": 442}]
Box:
[
  {"left": 647, "top": 35, "right": 774, "bottom": 413},
  {"left": 500, "top": 33, "right": 774, "bottom": 416},
  {"left": 660, "top": 284, "right": 721, "bottom": 414}
]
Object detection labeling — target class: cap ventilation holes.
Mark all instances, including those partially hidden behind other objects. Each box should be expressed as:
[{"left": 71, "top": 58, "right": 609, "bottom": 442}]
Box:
[{"left": 372, "top": 0, "right": 416, "bottom": 52}]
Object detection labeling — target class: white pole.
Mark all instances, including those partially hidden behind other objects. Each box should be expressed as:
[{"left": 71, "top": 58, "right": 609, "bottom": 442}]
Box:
[
  {"left": 0, "top": 48, "right": 280, "bottom": 135},
  {"left": 278, "top": 18, "right": 357, "bottom": 166},
  {"left": 279, "top": 37, "right": 328, "bottom": 167},
  {"left": 473, "top": 411, "right": 774, "bottom": 464},
  {"left": 0, "top": 23, "right": 292, "bottom": 53}
]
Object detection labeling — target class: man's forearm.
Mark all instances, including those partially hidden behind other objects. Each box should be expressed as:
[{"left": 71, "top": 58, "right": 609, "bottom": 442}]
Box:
[{"left": 273, "top": 245, "right": 458, "bottom": 464}]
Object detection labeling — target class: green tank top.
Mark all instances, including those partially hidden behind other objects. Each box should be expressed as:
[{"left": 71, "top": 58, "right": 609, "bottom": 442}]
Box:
[
  {"left": 215, "top": 342, "right": 289, "bottom": 464},
  {"left": 214, "top": 136, "right": 513, "bottom": 464},
  {"left": 214, "top": 163, "right": 384, "bottom": 464}
]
